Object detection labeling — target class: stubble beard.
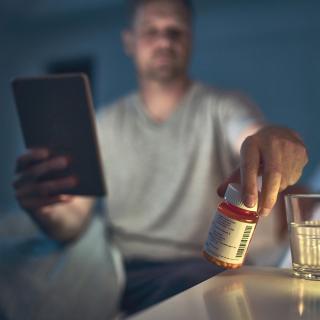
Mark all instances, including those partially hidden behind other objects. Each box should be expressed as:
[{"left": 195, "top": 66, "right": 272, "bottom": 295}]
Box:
[
  {"left": 146, "top": 65, "right": 184, "bottom": 84},
  {"left": 144, "top": 53, "right": 188, "bottom": 84}
]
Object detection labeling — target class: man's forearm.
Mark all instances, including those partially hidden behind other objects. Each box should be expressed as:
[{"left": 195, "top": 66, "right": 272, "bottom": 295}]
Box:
[{"left": 31, "top": 197, "right": 95, "bottom": 242}]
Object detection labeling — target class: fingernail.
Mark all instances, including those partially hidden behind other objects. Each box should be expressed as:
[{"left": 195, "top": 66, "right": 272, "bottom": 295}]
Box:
[
  {"left": 244, "top": 195, "right": 256, "bottom": 208},
  {"left": 259, "top": 208, "right": 270, "bottom": 217}
]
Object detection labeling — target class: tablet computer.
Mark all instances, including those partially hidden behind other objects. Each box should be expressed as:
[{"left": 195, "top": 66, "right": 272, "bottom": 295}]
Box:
[{"left": 12, "top": 73, "right": 106, "bottom": 196}]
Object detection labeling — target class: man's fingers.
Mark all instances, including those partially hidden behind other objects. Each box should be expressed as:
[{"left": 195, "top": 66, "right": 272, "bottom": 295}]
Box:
[
  {"left": 15, "top": 176, "right": 78, "bottom": 198},
  {"left": 15, "top": 148, "right": 50, "bottom": 173},
  {"left": 287, "top": 148, "right": 308, "bottom": 186},
  {"left": 13, "top": 156, "right": 70, "bottom": 189},
  {"left": 259, "top": 173, "right": 281, "bottom": 216},
  {"left": 19, "top": 195, "right": 72, "bottom": 212},
  {"left": 240, "top": 138, "right": 260, "bottom": 208},
  {"left": 259, "top": 146, "right": 282, "bottom": 216}
]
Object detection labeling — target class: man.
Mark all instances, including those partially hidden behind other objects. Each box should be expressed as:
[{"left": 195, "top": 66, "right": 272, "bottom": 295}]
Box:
[{"left": 13, "top": 0, "right": 308, "bottom": 315}]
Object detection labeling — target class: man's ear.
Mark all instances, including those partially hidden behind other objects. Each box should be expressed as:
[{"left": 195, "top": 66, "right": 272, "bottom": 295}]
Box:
[{"left": 122, "top": 29, "right": 134, "bottom": 56}]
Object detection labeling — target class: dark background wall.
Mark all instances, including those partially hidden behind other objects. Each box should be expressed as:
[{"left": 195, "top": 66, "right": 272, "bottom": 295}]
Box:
[{"left": 1, "top": 0, "right": 319, "bottom": 211}]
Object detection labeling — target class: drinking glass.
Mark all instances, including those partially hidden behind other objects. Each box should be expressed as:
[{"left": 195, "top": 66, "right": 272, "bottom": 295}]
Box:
[{"left": 285, "top": 194, "right": 320, "bottom": 280}]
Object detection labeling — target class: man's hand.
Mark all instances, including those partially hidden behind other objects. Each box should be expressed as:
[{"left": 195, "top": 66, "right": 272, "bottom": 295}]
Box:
[
  {"left": 13, "top": 148, "right": 77, "bottom": 215},
  {"left": 13, "top": 148, "right": 94, "bottom": 241},
  {"left": 218, "top": 126, "right": 308, "bottom": 216}
]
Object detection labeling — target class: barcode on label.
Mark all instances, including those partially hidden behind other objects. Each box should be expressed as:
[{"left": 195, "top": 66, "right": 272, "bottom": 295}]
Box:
[{"left": 235, "top": 225, "right": 253, "bottom": 258}]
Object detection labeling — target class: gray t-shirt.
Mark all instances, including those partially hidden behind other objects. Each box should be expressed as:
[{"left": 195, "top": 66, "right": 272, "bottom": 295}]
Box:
[{"left": 96, "top": 82, "right": 262, "bottom": 260}]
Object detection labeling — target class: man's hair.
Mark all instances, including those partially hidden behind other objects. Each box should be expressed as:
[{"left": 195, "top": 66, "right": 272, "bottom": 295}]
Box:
[{"left": 126, "top": 0, "right": 194, "bottom": 27}]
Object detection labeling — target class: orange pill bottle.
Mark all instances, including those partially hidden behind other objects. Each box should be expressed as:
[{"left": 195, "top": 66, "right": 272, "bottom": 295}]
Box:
[{"left": 203, "top": 183, "right": 259, "bottom": 269}]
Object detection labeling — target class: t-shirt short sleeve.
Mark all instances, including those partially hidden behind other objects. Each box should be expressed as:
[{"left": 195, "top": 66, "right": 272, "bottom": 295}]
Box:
[{"left": 215, "top": 90, "right": 265, "bottom": 151}]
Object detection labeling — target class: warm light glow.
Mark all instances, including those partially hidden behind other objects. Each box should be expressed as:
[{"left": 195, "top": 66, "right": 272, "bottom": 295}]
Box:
[
  {"left": 298, "top": 301, "right": 304, "bottom": 317},
  {"left": 298, "top": 281, "right": 305, "bottom": 317}
]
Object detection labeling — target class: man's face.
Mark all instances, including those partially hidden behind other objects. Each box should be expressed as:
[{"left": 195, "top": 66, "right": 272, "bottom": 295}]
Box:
[{"left": 124, "top": 0, "right": 192, "bottom": 84}]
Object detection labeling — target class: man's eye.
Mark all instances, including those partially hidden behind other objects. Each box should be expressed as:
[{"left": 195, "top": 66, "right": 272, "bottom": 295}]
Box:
[
  {"left": 166, "top": 29, "right": 183, "bottom": 40},
  {"left": 142, "top": 29, "right": 158, "bottom": 39},
  {"left": 139, "top": 27, "right": 186, "bottom": 41}
]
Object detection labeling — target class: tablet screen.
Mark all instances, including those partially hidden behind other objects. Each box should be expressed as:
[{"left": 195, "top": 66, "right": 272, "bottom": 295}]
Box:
[{"left": 12, "top": 73, "right": 106, "bottom": 196}]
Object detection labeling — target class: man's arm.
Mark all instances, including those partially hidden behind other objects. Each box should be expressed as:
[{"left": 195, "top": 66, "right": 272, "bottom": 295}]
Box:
[{"left": 13, "top": 148, "right": 96, "bottom": 242}]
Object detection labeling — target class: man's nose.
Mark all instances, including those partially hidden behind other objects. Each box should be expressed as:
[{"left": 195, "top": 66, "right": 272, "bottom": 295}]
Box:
[{"left": 155, "top": 32, "right": 173, "bottom": 47}]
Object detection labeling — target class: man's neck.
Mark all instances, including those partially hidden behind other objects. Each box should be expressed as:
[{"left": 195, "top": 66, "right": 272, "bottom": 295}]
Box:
[{"left": 139, "top": 77, "right": 192, "bottom": 122}]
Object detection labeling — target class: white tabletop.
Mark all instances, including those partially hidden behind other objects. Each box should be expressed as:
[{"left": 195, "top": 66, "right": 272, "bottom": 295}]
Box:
[{"left": 128, "top": 266, "right": 320, "bottom": 320}]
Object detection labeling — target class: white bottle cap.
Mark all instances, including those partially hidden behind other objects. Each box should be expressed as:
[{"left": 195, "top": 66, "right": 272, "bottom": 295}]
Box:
[{"left": 224, "top": 183, "right": 258, "bottom": 212}]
